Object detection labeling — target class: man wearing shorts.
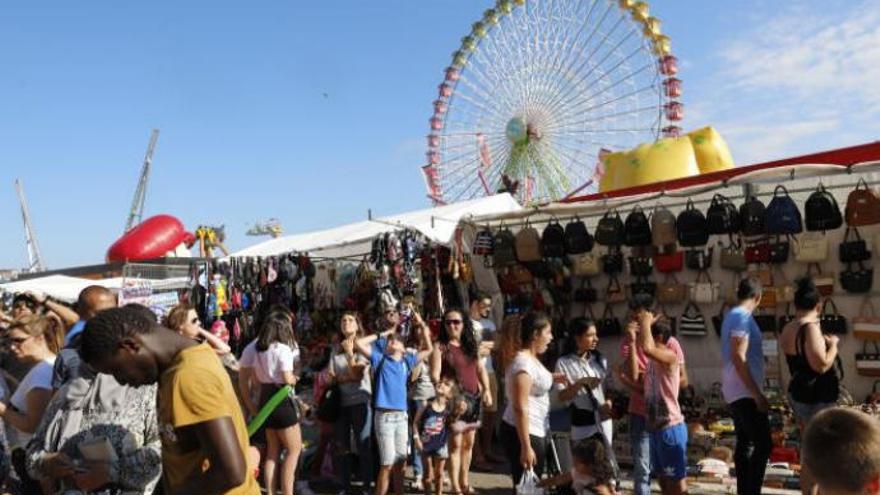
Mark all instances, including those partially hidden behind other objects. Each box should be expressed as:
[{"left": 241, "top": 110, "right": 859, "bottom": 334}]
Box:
[
  {"left": 625, "top": 310, "right": 687, "bottom": 495},
  {"left": 356, "top": 310, "right": 433, "bottom": 495}
]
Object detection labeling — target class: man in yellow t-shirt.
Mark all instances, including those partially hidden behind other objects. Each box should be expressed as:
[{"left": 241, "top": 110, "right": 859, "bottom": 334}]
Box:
[{"left": 80, "top": 306, "right": 259, "bottom": 495}]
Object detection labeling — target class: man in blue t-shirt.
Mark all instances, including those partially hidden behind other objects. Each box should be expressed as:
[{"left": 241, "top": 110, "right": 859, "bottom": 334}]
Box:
[
  {"left": 355, "top": 307, "right": 433, "bottom": 495},
  {"left": 720, "top": 278, "right": 771, "bottom": 495}
]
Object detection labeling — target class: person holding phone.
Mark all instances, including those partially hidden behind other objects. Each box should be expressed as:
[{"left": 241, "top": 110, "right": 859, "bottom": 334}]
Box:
[{"left": 555, "top": 317, "right": 614, "bottom": 449}]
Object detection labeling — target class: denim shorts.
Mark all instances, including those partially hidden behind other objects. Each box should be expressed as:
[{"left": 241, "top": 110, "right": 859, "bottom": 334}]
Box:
[
  {"left": 788, "top": 393, "right": 835, "bottom": 424},
  {"left": 375, "top": 410, "right": 409, "bottom": 466},
  {"left": 425, "top": 444, "right": 448, "bottom": 459}
]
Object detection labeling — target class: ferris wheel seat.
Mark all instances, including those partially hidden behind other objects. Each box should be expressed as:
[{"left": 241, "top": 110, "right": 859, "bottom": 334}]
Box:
[{"left": 687, "top": 126, "right": 735, "bottom": 174}]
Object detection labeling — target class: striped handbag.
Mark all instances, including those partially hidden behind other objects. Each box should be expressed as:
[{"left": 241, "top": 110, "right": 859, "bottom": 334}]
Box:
[{"left": 679, "top": 302, "right": 708, "bottom": 337}]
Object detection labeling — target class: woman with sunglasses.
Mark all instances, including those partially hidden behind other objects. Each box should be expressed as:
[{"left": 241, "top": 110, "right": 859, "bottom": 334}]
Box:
[
  {"left": 0, "top": 314, "right": 63, "bottom": 489},
  {"left": 430, "top": 308, "right": 491, "bottom": 495},
  {"left": 164, "top": 303, "right": 235, "bottom": 365}
]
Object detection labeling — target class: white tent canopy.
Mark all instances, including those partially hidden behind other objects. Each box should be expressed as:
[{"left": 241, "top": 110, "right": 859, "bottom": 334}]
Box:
[
  {"left": 0, "top": 275, "right": 121, "bottom": 304},
  {"left": 229, "top": 193, "right": 523, "bottom": 259}
]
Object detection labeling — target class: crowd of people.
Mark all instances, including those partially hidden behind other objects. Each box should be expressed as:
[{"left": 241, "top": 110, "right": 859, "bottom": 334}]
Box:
[{"left": 0, "top": 277, "right": 878, "bottom": 495}]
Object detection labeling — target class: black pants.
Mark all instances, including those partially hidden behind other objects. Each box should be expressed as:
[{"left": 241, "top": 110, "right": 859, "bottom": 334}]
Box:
[
  {"left": 501, "top": 421, "right": 547, "bottom": 489},
  {"left": 729, "top": 398, "right": 772, "bottom": 495}
]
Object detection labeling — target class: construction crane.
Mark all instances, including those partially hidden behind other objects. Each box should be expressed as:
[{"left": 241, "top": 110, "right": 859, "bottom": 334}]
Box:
[
  {"left": 15, "top": 179, "right": 46, "bottom": 273},
  {"left": 246, "top": 218, "right": 283, "bottom": 238},
  {"left": 125, "top": 129, "right": 160, "bottom": 232}
]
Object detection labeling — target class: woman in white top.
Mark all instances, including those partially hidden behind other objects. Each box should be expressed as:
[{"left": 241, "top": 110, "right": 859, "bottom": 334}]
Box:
[
  {"left": 497, "top": 311, "right": 559, "bottom": 488},
  {"left": 0, "top": 315, "right": 62, "bottom": 450},
  {"left": 248, "top": 312, "right": 302, "bottom": 495},
  {"left": 555, "top": 317, "right": 614, "bottom": 445}
]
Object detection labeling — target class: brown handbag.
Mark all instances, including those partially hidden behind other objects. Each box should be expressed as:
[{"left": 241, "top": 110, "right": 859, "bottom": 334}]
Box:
[
  {"left": 657, "top": 274, "right": 688, "bottom": 304},
  {"left": 846, "top": 178, "right": 880, "bottom": 226}
]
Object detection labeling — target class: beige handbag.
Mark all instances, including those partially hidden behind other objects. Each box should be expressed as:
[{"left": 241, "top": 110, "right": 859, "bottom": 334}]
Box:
[
  {"left": 569, "top": 252, "right": 601, "bottom": 277},
  {"left": 794, "top": 233, "right": 829, "bottom": 263},
  {"left": 773, "top": 267, "right": 795, "bottom": 303},
  {"left": 854, "top": 299, "right": 880, "bottom": 340},
  {"left": 689, "top": 272, "right": 720, "bottom": 304}
]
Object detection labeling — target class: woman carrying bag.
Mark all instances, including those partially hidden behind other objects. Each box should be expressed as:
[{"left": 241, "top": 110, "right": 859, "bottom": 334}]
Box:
[
  {"left": 779, "top": 277, "right": 841, "bottom": 495},
  {"left": 497, "top": 312, "right": 562, "bottom": 489}
]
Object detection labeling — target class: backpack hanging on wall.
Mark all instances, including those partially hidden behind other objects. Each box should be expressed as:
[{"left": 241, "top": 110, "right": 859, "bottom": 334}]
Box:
[
  {"left": 652, "top": 205, "right": 677, "bottom": 247},
  {"left": 805, "top": 183, "right": 843, "bottom": 231},
  {"left": 676, "top": 200, "right": 709, "bottom": 247},
  {"left": 595, "top": 210, "right": 625, "bottom": 246},
  {"left": 493, "top": 227, "right": 518, "bottom": 267},
  {"left": 624, "top": 206, "right": 652, "bottom": 247},
  {"left": 706, "top": 194, "right": 741, "bottom": 235},
  {"left": 740, "top": 195, "right": 766, "bottom": 237},
  {"left": 846, "top": 178, "right": 880, "bottom": 226},
  {"left": 765, "top": 185, "right": 803, "bottom": 235},
  {"left": 564, "top": 217, "right": 594, "bottom": 254},
  {"left": 516, "top": 225, "right": 543, "bottom": 263},
  {"left": 540, "top": 220, "right": 566, "bottom": 258}
]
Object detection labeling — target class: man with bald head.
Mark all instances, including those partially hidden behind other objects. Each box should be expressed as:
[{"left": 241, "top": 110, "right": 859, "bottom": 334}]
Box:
[{"left": 51, "top": 285, "right": 117, "bottom": 388}]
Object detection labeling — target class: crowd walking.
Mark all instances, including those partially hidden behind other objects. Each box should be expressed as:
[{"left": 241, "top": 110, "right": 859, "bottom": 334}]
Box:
[{"left": 0, "top": 274, "right": 877, "bottom": 495}]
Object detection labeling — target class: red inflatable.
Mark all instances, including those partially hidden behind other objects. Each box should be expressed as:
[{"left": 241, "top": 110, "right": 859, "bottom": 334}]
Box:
[{"left": 107, "top": 214, "right": 194, "bottom": 262}]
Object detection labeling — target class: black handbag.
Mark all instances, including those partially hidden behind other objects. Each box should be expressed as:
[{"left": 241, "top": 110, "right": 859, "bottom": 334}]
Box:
[
  {"left": 768, "top": 237, "right": 790, "bottom": 264},
  {"left": 629, "top": 256, "right": 654, "bottom": 277},
  {"left": 712, "top": 304, "right": 730, "bottom": 337},
  {"left": 564, "top": 217, "right": 594, "bottom": 254},
  {"left": 597, "top": 305, "right": 622, "bottom": 337},
  {"left": 317, "top": 383, "right": 342, "bottom": 422},
  {"left": 839, "top": 227, "right": 871, "bottom": 263},
  {"left": 602, "top": 249, "right": 624, "bottom": 274},
  {"left": 685, "top": 247, "right": 713, "bottom": 271},
  {"left": 573, "top": 278, "right": 598, "bottom": 303},
  {"left": 595, "top": 210, "right": 625, "bottom": 246},
  {"left": 629, "top": 276, "right": 657, "bottom": 299},
  {"left": 778, "top": 303, "right": 796, "bottom": 330},
  {"left": 821, "top": 299, "right": 848, "bottom": 335},
  {"left": 841, "top": 262, "right": 873, "bottom": 294},
  {"left": 754, "top": 311, "right": 778, "bottom": 334}
]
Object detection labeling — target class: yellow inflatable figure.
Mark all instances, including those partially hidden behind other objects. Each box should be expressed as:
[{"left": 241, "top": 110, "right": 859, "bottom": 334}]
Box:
[{"left": 687, "top": 126, "right": 735, "bottom": 174}]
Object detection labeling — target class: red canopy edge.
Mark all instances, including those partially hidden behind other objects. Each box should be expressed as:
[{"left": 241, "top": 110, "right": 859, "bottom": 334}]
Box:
[{"left": 562, "top": 141, "right": 880, "bottom": 204}]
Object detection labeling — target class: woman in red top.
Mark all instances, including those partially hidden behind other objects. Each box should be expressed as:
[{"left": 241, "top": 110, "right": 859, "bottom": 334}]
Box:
[{"left": 430, "top": 308, "right": 492, "bottom": 495}]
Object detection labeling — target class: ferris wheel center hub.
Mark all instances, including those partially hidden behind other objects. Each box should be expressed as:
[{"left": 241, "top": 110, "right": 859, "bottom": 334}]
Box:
[{"left": 506, "top": 117, "right": 541, "bottom": 144}]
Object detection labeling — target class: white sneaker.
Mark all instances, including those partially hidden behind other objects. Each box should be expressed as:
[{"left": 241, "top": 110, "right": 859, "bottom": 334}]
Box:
[{"left": 296, "top": 481, "right": 317, "bottom": 495}]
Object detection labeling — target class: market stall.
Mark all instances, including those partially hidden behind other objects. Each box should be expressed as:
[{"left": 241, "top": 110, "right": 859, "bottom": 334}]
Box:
[{"left": 455, "top": 142, "right": 880, "bottom": 489}]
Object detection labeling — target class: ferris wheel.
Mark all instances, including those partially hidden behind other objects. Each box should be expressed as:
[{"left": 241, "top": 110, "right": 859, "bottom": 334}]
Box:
[{"left": 422, "top": 0, "right": 683, "bottom": 205}]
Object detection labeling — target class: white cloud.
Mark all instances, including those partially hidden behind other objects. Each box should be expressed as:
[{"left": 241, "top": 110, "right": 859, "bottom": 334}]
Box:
[{"left": 687, "top": 1, "right": 880, "bottom": 165}]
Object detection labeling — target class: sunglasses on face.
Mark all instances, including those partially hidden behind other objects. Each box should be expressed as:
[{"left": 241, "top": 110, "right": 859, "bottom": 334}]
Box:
[
  {"left": 445, "top": 319, "right": 463, "bottom": 326},
  {"left": 6, "top": 336, "right": 31, "bottom": 347}
]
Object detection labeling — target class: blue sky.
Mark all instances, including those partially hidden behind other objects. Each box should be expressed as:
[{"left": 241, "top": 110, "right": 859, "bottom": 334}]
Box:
[{"left": 1, "top": 0, "right": 877, "bottom": 269}]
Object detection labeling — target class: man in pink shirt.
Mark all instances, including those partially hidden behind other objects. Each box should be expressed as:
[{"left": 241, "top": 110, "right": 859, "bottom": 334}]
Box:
[
  {"left": 625, "top": 309, "right": 688, "bottom": 495},
  {"left": 619, "top": 308, "right": 687, "bottom": 495}
]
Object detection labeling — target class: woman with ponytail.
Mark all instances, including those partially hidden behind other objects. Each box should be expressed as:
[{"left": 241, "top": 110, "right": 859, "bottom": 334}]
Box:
[{"left": 498, "top": 312, "right": 560, "bottom": 488}]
